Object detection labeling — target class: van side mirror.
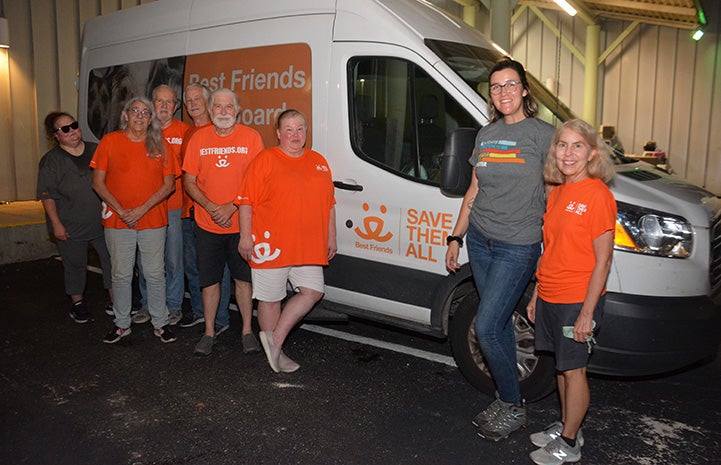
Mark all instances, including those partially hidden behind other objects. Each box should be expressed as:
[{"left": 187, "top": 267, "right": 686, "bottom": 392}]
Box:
[{"left": 440, "top": 128, "right": 477, "bottom": 197}]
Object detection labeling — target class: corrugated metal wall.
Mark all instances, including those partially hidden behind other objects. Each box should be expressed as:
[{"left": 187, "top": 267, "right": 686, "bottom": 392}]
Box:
[
  {"left": 0, "top": 0, "right": 718, "bottom": 200},
  {"left": 512, "top": 1, "right": 721, "bottom": 194}
]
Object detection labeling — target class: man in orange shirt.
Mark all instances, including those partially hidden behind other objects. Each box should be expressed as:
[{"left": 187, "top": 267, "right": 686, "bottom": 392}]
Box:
[
  {"left": 134, "top": 85, "right": 190, "bottom": 327},
  {"left": 183, "top": 88, "right": 264, "bottom": 356},
  {"left": 178, "top": 83, "right": 233, "bottom": 335}
]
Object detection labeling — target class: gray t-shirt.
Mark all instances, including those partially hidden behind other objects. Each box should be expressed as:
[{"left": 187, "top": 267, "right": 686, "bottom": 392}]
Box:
[
  {"left": 468, "top": 117, "right": 555, "bottom": 245},
  {"left": 36, "top": 142, "right": 103, "bottom": 241}
]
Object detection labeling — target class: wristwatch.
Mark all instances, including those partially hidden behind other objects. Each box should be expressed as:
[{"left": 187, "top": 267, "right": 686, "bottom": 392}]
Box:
[{"left": 446, "top": 235, "right": 463, "bottom": 247}]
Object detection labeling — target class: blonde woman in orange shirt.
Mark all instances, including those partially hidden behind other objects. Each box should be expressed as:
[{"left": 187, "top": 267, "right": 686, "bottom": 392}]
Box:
[
  {"left": 526, "top": 119, "right": 616, "bottom": 465},
  {"left": 238, "top": 109, "right": 337, "bottom": 373}
]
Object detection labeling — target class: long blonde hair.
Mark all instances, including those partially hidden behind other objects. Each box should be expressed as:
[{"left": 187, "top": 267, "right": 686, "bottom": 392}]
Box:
[{"left": 544, "top": 119, "right": 615, "bottom": 185}]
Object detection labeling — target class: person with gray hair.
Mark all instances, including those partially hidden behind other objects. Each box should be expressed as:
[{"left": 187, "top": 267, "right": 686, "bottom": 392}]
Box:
[
  {"left": 132, "top": 85, "right": 190, "bottom": 327},
  {"left": 183, "top": 88, "right": 264, "bottom": 356},
  {"left": 179, "top": 82, "right": 234, "bottom": 335},
  {"left": 91, "top": 96, "right": 179, "bottom": 344}
]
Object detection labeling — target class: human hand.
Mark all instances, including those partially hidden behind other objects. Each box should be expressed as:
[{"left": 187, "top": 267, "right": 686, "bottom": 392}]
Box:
[{"left": 445, "top": 244, "right": 461, "bottom": 273}]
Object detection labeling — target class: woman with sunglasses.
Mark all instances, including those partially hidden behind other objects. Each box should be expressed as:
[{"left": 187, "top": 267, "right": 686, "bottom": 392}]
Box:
[
  {"left": 445, "top": 57, "right": 555, "bottom": 441},
  {"left": 37, "top": 112, "right": 113, "bottom": 323}
]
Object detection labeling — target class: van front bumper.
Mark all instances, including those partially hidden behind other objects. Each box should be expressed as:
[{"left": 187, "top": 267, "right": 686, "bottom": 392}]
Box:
[{"left": 589, "top": 292, "right": 721, "bottom": 377}]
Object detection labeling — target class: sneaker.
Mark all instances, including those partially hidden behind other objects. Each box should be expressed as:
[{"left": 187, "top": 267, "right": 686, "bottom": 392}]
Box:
[
  {"left": 153, "top": 325, "right": 177, "bottom": 343},
  {"left": 242, "top": 332, "right": 261, "bottom": 354},
  {"left": 69, "top": 300, "right": 93, "bottom": 324},
  {"left": 278, "top": 350, "right": 300, "bottom": 373},
  {"left": 179, "top": 313, "right": 205, "bottom": 328},
  {"left": 472, "top": 396, "right": 504, "bottom": 427},
  {"left": 103, "top": 326, "right": 131, "bottom": 344},
  {"left": 529, "top": 437, "right": 581, "bottom": 465},
  {"left": 194, "top": 334, "right": 215, "bottom": 356},
  {"left": 168, "top": 309, "right": 183, "bottom": 326},
  {"left": 477, "top": 401, "right": 527, "bottom": 441},
  {"left": 530, "top": 421, "right": 585, "bottom": 448},
  {"left": 104, "top": 302, "right": 114, "bottom": 316},
  {"left": 132, "top": 308, "right": 150, "bottom": 324},
  {"left": 258, "top": 331, "right": 280, "bottom": 372},
  {"left": 214, "top": 323, "right": 230, "bottom": 337}
]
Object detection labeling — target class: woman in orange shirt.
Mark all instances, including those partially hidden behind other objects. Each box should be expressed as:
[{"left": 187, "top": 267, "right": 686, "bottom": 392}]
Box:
[
  {"left": 526, "top": 119, "right": 616, "bottom": 465},
  {"left": 238, "top": 109, "right": 336, "bottom": 373},
  {"left": 91, "top": 97, "right": 178, "bottom": 344}
]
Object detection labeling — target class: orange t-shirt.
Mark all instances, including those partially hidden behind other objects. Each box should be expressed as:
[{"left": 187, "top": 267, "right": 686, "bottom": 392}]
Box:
[
  {"left": 182, "top": 124, "right": 264, "bottom": 234},
  {"left": 238, "top": 147, "right": 335, "bottom": 269},
  {"left": 537, "top": 177, "right": 616, "bottom": 303},
  {"left": 179, "top": 122, "right": 212, "bottom": 218},
  {"left": 163, "top": 118, "right": 190, "bottom": 211},
  {"left": 90, "top": 131, "right": 178, "bottom": 230}
]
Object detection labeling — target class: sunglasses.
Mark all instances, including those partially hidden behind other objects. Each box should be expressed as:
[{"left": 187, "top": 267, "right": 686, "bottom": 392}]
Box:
[{"left": 55, "top": 121, "right": 80, "bottom": 133}]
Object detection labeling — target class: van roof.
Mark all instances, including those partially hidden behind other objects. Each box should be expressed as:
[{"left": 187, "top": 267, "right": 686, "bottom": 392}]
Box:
[{"left": 83, "top": 0, "right": 493, "bottom": 53}]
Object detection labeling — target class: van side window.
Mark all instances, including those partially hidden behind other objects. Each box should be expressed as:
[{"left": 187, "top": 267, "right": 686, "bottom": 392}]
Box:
[{"left": 348, "top": 57, "right": 478, "bottom": 184}]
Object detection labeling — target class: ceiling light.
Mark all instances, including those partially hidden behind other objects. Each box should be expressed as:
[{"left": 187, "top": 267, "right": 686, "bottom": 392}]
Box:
[
  {"left": 691, "top": 27, "right": 704, "bottom": 41},
  {"left": 553, "top": 0, "right": 577, "bottom": 17},
  {"left": 0, "top": 18, "right": 9, "bottom": 49}
]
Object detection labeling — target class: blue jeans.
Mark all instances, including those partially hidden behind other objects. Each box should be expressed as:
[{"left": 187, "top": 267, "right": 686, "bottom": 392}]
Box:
[
  {"left": 138, "top": 209, "right": 184, "bottom": 311},
  {"left": 466, "top": 224, "right": 541, "bottom": 405},
  {"left": 105, "top": 227, "right": 168, "bottom": 329},
  {"left": 182, "top": 215, "right": 231, "bottom": 326}
]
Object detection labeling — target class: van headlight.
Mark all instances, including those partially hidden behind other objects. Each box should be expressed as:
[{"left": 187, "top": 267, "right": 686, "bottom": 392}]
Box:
[{"left": 614, "top": 201, "right": 693, "bottom": 258}]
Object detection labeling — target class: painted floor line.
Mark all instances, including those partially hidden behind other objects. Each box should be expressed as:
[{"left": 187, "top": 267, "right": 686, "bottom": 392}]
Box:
[
  {"left": 300, "top": 323, "right": 457, "bottom": 367},
  {"left": 81, "top": 260, "right": 455, "bottom": 367}
]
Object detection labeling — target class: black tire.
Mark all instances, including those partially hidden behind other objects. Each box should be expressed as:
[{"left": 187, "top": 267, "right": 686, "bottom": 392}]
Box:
[{"left": 449, "top": 283, "right": 556, "bottom": 402}]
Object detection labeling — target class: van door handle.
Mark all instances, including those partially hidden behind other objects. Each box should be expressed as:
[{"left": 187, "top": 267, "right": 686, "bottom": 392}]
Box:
[{"left": 333, "top": 181, "right": 364, "bottom": 191}]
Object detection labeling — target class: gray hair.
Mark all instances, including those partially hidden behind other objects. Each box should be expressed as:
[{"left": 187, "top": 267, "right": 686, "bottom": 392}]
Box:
[
  {"left": 208, "top": 88, "right": 240, "bottom": 113},
  {"left": 119, "top": 96, "right": 166, "bottom": 158},
  {"left": 152, "top": 84, "right": 178, "bottom": 103},
  {"left": 184, "top": 82, "right": 211, "bottom": 103}
]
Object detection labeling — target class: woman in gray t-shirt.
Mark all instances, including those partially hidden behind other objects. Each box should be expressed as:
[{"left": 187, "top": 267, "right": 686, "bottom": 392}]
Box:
[
  {"left": 445, "top": 57, "right": 554, "bottom": 442},
  {"left": 37, "top": 112, "right": 112, "bottom": 323}
]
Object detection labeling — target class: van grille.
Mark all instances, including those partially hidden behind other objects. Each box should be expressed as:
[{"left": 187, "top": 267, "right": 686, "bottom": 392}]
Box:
[{"left": 710, "top": 215, "right": 721, "bottom": 304}]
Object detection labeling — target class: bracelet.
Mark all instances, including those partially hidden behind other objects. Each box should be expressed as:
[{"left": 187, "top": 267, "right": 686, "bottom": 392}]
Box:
[{"left": 446, "top": 235, "right": 463, "bottom": 247}]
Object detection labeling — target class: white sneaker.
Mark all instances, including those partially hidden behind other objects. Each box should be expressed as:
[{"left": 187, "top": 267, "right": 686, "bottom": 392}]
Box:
[
  {"left": 530, "top": 437, "right": 581, "bottom": 465},
  {"left": 530, "top": 421, "right": 584, "bottom": 448}
]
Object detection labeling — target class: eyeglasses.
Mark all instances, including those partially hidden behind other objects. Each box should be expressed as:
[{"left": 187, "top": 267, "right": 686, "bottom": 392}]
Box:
[
  {"left": 55, "top": 121, "right": 79, "bottom": 133},
  {"left": 127, "top": 108, "right": 151, "bottom": 118},
  {"left": 489, "top": 80, "right": 521, "bottom": 95}
]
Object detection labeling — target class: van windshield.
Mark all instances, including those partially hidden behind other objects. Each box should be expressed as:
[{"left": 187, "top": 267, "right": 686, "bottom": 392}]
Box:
[{"left": 425, "top": 39, "right": 575, "bottom": 128}]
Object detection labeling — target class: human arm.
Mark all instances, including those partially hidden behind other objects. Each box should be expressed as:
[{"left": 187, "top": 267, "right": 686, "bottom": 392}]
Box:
[
  {"left": 40, "top": 199, "right": 68, "bottom": 241},
  {"left": 327, "top": 207, "right": 337, "bottom": 261},
  {"left": 573, "top": 230, "right": 614, "bottom": 342},
  {"left": 183, "top": 173, "right": 234, "bottom": 228},
  {"left": 445, "top": 169, "right": 479, "bottom": 273},
  {"left": 237, "top": 204, "right": 254, "bottom": 261},
  {"left": 92, "top": 169, "right": 130, "bottom": 224}
]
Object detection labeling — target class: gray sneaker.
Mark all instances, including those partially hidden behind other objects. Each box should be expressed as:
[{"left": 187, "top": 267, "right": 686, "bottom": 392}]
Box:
[
  {"left": 214, "top": 323, "right": 230, "bottom": 337},
  {"left": 194, "top": 334, "right": 214, "bottom": 356},
  {"left": 529, "top": 437, "right": 581, "bottom": 465},
  {"left": 530, "top": 421, "right": 584, "bottom": 448},
  {"left": 477, "top": 401, "right": 527, "bottom": 441},
  {"left": 168, "top": 309, "right": 182, "bottom": 326},
  {"left": 131, "top": 308, "right": 150, "bottom": 324},
  {"left": 472, "top": 396, "right": 504, "bottom": 427},
  {"left": 242, "top": 332, "right": 261, "bottom": 354}
]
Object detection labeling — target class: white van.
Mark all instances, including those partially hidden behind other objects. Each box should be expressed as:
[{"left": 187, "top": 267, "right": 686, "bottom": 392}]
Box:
[{"left": 79, "top": 0, "right": 721, "bottom": 400}]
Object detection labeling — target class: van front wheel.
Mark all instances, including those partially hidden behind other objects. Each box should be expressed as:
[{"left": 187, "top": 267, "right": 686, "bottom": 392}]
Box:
[{"left": 449, "top": 290, "right": 556, "bottom": 402}]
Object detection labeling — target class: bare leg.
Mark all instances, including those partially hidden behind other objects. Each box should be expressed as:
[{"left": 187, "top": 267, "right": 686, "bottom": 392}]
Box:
[
  {"left": 202, "top": 283, "right": 220, "bottom": 337},
  {"left": 271, "top": 287, "right": 323, "bottom": 347},
  {"left": 560, "top": 367, "right": 589, "bottom": 440},
  {"left": 557, "top": 372, "right": 566, "bottom": 424},
  {"left": 234, "top": 279, "right": 254, "bottom": 335}
]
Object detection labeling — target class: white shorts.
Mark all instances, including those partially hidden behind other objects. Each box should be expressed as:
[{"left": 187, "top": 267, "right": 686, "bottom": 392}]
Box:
[{"left": 251, "top": 265, "right": 325, "bottom": 302}]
